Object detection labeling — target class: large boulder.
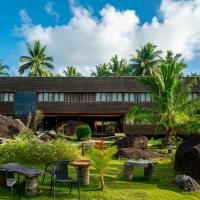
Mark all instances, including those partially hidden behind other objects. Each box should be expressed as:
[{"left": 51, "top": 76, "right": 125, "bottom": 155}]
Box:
[
  {"left": 113, "top": 135, "right": 148, "bottom": 150},
  {"left": 175, "top": 135, "right": 200, "bottom": 179},
  {"left": 0, "top": 114, "right": 26, "bottom": 138},
  {"left": 174, "top": 175, "right": 200, "bottom": 192},
  {"left": 114, "top": 148, "right": 164, "bottom": 159}
]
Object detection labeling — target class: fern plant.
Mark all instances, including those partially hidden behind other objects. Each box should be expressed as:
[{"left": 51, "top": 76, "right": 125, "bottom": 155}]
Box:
[{"left": 87, "top": 146, "right": 117, "bottom": 190}]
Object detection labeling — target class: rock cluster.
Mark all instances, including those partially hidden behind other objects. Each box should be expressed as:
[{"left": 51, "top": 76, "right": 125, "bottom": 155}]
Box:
[{"left": 174, "top": 175, "right": 200, "bottom": 192}]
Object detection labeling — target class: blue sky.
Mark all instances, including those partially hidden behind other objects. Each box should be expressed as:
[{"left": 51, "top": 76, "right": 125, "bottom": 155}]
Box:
[{"left": 0, "top": 0, "right": 200, "bottom": 75}]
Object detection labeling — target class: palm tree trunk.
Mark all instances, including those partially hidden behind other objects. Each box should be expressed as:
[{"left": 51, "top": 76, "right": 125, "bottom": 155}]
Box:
[
  {"left": 166, "top": 127, "right": 175, "bottom": 145},
  {"left": 98, "top": 175, "right": 105, "bottom": 191}
]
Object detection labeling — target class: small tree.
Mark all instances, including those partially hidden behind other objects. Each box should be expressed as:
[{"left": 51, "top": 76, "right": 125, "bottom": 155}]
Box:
[
  {"left": 87, "top": 146, "right": 117, "bottom": 190},
  {"left": 76, "top": 124, "right": 92, "bottom": 140}
]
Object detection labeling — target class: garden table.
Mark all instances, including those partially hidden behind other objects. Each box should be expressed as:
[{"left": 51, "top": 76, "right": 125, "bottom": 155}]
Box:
[
  {"left": 124, "top": 159, "right": 154, "bottom": 181},
  {"left": 72, "top": 160, "right": 91, "bottom": 186},
  {"left": 0, "top": 162, "right": 44, "bottom": 196}
]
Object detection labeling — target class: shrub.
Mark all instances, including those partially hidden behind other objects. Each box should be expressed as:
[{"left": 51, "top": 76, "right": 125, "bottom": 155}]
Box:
[
  {"left": 76, "top": 124, "right": 92, "bottom": 140},
  {"left": 0, "top": 139, "right": 81, "bottom": 164},
  {"left": 16, "top": 129, "right": 35, "bottom": 140}
]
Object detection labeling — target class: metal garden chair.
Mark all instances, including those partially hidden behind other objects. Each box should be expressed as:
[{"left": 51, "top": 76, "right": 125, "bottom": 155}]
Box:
[
  {"left": 0, "top": 169, "right": 20, "bottom": 200},
  {"left": 43, "top": 160, "right": 80, "bottom": 200}
]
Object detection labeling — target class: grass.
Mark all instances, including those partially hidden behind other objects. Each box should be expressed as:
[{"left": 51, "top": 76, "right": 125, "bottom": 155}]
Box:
[{"left": 0, "top": 154, "right": 200, "bottom": 200}]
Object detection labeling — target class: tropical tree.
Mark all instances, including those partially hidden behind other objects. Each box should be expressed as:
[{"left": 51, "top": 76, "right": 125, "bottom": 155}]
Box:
[
  {"left": 109, "top": 55, "right": 130, "bottom": 76},
  {"left": 128, "top": 57, "right": 200, "bottom": 145},
  {"left": 19, "top": 40, "right": 54, "bottom": 76},
  {"left": 87, "top": 146, "right": 117, "bottom": 190},
  {"left": 130, "top": 42, "right": 162, "bottom": 76},
  {"left": 91, "top": 63, "right": 110, "bottom": 77},
  {"left": 0, "top": 59, "right": 9, "bottom": 76},
  {"left": 63, "top": 66, "right": 82, "bottom": 77}
]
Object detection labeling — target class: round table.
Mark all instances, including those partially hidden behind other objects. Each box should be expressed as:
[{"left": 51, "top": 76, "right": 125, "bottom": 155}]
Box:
[{"left": 72, "top": 160, "right": 91, "bottom": 186}]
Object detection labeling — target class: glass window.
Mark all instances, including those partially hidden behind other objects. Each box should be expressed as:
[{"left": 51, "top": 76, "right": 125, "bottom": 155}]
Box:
[
  {"left": 101, "top": 93, "right": 106, "bottom": 102},
  {"left": 54, "top": 93, "right": 59, "bottom": 101},
  {"left": 38, "top": 93, "right": 43, "bottom": 102},
  {"left": 43, "top": 93, "right": 48, "bottom": 102},
  {"left": 146, "top": 93, "right": 151, "bottom": 102},
  {"left": 192, "top": 93, "right": 198, "bottom": 99},
  {"left": 188, "top": 93, "right": 193, "bottom": 101},
  {"left": 124, "top": 93, "right": 129, "bottom": 102},
  {"left": 130, "top": 93, "right": 135, "bottom": 102},
  {"left": 9, "top": 93, "right": 14, "bottom": 102},
  {"left": 117, "top": 93, "right": 123, "bottom": 102},
  {"left": 49, "top": 93, "right": 54, "bottom": 102},
  {"left": 141, "top": 93, "right": 145, "bottom": 102},
  {"left": 4, "top": 93, "right": 9, "bottom": 102},
  {"left": 112, "top": 93, "right": 118, "bottom": 101},
  {"left": 106, "top": 93, "right": 112, "bottom": 102},
  {"left": 59, "top": 93, "right": 64, "bottom": 102}
]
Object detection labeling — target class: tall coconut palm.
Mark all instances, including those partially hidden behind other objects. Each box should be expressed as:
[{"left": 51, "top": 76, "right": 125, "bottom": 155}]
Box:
[
  {"left": 0, "top": 59, "right": 9, "bottom": 76},
  {"left": 109, "top": 55, "right": 130, "bottom": 76},
  {"left": 19, "top": 40, "right": 54, "bottom": 76},
  {"left": 91, "top": 63, "right": 110, "bottom": 77},
  {"left": 130, "top": 42, "right": 162, "bottom": 76},
  {"left": 128, "top": 57, "right": 200, "bottom": 145},
  {"left": 63, "top": 66, "right": 82, "bottom": 77}
]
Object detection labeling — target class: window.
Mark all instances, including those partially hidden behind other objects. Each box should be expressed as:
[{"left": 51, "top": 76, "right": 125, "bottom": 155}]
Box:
[
  {"left": 124, "top": 93, "right": 129, "bottom": 102},
  {"left": 117, "top": 93, "right": 123, "bottom": 102},
  {"left": 141, "top": 93, "right": 146, "bottom": 102},
  {"left": 96, "top": 93, "right": 101, "bottom": 102},
  {"left": 112, "top": 93, "right": 118, "bottom": 101},
  {"left": 38, "top": 93, "right": 65, "bottom": 102},
  {"left": 0, "top": 93, "right": 15, "bottom": 102},
  {"left": 146, "top": 93, "right": 151, "bottom": 102}
]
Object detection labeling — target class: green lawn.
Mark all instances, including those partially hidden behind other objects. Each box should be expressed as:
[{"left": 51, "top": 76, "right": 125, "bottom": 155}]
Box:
[{"left": 0, "top": 156, "right": 200, "bottom": 200}]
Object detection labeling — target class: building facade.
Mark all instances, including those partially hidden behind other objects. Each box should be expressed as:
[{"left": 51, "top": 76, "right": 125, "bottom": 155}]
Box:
[{"left": 0, "top": 77, "right": 199, "bottom": 136}]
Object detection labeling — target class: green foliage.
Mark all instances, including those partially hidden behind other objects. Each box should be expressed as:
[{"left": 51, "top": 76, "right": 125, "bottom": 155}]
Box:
[
  {"left": 130, "top": 42, "right": 162, "bottom": 76},
  {"left": 76, "top": 124, "right": 92, "bottom": 140},
  {"left": 63, "top": 66, "right": 82, "bottom": 77},
  {"left": 0, "top": 139, "right": 81, "bottom": 164},
  {"left": 87, "top": 146, "right": 117, "bottom": 190},
  {"left": 128, "top": 53, "right": 200, "bottom": 144},
  {"left": 91, "top": 63, "right": 110, "bottom": 77},
  {"left": 18, "top": 40, "right": 54, "bottom": 77},
  {"left": 16, "top": 129, "right": 35, "bottom": 140}
]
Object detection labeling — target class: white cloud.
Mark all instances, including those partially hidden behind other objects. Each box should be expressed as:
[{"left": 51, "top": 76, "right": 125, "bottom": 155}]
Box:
[
  {"left": 16, "top": 0, "right": 200, "bottom": 75},
  {"left": 44, "top": 1, "right": 60, "bottom": 23}
]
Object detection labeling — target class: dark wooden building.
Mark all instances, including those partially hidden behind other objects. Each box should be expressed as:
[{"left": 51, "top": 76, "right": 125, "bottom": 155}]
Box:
[{"left": 0, "top": 77, "right": 199, "bottom": 136}]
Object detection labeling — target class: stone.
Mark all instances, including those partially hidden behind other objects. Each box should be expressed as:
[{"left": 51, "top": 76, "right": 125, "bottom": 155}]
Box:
[
  {"left": 0, "top": 114, "right": 26, "bottom": 138},
  {"left": 113, "top": 135, "right": 148, "bottom": 150},
  {"left": 115, "top": 148, "right": 164, "bottom": 159},
  {"left": 174, "top": 135, "right": 200, "bottom": 179},
  {"left": 174, "top": 175, "right": 200, "bottom": 192}
]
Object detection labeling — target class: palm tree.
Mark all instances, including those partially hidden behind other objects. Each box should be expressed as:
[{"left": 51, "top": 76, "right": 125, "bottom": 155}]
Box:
[
  {"left": 130, "top": 42, "right": 162, "bottom": 76},
  {"left": 0, "top": 59, "right": 9, "bottom": 76},
  {"left": 91, "top": 63, "right": 110, "bottom": 77},
  {"left": 128, "top": 57, "right": 200, "bottom": 145},
  {"left": 87, "top": 146, "right": 117, "bottom": 190},
  {"left": 109, "top": 55, "right": 130, "bottom": 76},
  {"left": 63, "top": 66, "right": 82, "bottom": 77},
  {"left": 19, "top": 40, "right": 54, "bottom": 76}
]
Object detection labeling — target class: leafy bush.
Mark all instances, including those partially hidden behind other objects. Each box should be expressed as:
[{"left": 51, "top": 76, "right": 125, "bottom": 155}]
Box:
[
  {"left": 76, "top": 124, "right": 92, "bottom": 140},
  {"left": 16, "top": 129, "right": 35, "bottom": 140},
  {"left": 0, "top": 139, "right": 81, "bottom": 164}
]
